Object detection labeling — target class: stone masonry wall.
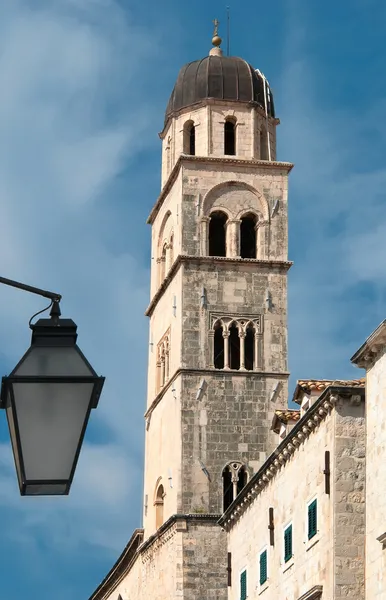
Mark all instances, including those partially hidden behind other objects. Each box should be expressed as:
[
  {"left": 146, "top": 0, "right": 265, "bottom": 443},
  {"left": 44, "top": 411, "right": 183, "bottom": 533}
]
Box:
[
  {"left": 180, "top": 372, "right": 287, "bottom": 515},
  {"left": 161, "top": 102, "right": 278, "bottom": 186},
  {"left": 333, "top": 396, "right": 365, "bottom": 599},
  {"left": 181, "top": 161, "right": 289, "bottom": 262},
  {"left": 227, "top": 403, "right": 335, "bottom": 600},
  {"left": 363, "top": 348, "right": 386, "bottom": 600},
  {"left": 182, "top": 519, "right": 228, "bottom": 600},
  {"left": 226, "top": 393, "right": 365, "bottom": 600}
]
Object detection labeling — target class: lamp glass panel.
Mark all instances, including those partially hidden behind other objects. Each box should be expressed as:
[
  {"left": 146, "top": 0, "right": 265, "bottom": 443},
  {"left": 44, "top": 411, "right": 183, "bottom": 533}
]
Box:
[
  {"left": 14, "top": 346, "right": 94, "bottom": 377},
  {"left": 12, "top": 382, "right": 93, "bottom": 481},
  {"left": 5, "top": 394, "right": 23, "bottom": 486}
]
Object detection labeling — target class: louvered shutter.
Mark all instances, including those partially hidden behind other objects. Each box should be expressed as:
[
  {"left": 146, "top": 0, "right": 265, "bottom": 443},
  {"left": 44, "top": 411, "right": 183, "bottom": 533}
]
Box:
[
  {"left": 259, "top": 550, "right": 267, "bottom": 585},
  {"left": 240, "top": 569, "right": 247, "bottom": 600},
  {"left": 284, "top": 524, "right": 292, "bottom": 562},
  {"left": 308, "top": 499, "right": 317, "bottom": 539}
]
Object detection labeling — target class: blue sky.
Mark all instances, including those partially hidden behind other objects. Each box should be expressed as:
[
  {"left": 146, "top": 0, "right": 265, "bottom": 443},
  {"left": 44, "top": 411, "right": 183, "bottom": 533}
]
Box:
[{"left": 0, "top": 0, "right": 385, "bottom": 598}]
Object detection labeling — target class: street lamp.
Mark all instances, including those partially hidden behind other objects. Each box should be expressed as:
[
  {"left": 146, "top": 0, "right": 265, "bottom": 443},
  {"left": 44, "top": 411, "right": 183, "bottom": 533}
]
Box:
[{"left": 0, "top": 276, "right": 105, "bottom": 496}]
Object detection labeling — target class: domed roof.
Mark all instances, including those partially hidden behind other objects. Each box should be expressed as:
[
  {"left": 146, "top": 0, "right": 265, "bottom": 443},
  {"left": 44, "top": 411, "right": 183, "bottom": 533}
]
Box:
[{"left": 165, "top": 55, "right": 275, "bottom": 124}]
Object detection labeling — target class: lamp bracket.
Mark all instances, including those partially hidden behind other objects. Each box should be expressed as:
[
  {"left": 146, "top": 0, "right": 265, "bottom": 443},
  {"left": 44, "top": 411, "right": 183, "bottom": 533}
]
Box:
[{"left": 0, "top": 276, "right": 62, "bottom": 303}]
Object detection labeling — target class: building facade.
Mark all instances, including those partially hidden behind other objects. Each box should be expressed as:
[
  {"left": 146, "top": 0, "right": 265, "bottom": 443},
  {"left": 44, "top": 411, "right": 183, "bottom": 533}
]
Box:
[
  {"left": 88, "top": 26, "right": 386, "bottom": 600},
  {"left": 352, "top": 321, "right": 386, "bottom": 600}
]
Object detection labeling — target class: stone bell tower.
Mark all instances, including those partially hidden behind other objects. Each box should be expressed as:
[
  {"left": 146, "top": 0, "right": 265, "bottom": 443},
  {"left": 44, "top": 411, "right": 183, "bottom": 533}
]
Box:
[{"left": 141, "top": 24, "right": 292, "bottom": 596}]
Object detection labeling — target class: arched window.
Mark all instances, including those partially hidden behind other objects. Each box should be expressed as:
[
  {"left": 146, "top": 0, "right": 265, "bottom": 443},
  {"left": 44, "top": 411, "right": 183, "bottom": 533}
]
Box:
[
  {"left": 240, "top": 213, "right": 257, "bottom": 259},
  {"left": 222, "top": 462, "right": 248, "bottom": 511},
  {"left": 183, "top": 121, "right": 195, "bottom": 155},
  {"left": 209, "top": 211, "right": 227, "bottom": 257},
  {"left": 224, "top": 119, "right": 236, "bottom": 155},
  {"left": 214, "top": 322, "right": 224, "bottom": 369},
  {"left": 245, "top": 324, "right": 254, "bottom": 371},
  {"left": 155, "top": 484, "right": 164, "bottom": 529},
  {"left": 229, "top": 322, "right": 240, "bottom": 370},
  {"left": 211, "top": 317, "right": 261, "bottom": 372},
  {"left": 260, "top": 127, "right": 268, "bottom": 160}
]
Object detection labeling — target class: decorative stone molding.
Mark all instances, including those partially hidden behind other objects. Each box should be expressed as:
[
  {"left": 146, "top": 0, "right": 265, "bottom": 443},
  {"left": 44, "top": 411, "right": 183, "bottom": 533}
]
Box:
[
  {"left": 147, "top": 154, "right": 293, "bottom": 225},
  {"left": 218, "top": 385, "right": 365, "bottom": 530},
  {"left": 145, "top": 254, "right": 293, "bottom": 317},
  {"left": 351, "top": 319, "right": 386, "bottom": 369},
  {"left": 297, "top": 585, "right": 323, "bottom": 600}
]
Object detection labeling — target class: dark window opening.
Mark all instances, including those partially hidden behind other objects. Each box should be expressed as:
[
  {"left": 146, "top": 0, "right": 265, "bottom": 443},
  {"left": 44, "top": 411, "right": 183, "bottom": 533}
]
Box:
[
  {"left": 245, "top": 325, "right": 254, "bottom": 370},
  {"left": 209, "top": 211, "right": 227, "bottom": 257},
  {"left": 229, "top": 323, "right": 240, "bottom": 370},
  {"left": 223, "top": 466, "right": 233, "bottom": 511},
  {"left": 214, "top": 324, "right": 224, "bottom": 369},
  {"left": 240, "top": 214, "right": 257, "bottom": 259},
  {"left": 224, "top": 120, "right": 236, "bottom": 155},
  {"left": 237, "top": 465, "right": 248, "bottom": 494},
  {"left": 184, "top": 121, "right": 195, "bottom": 155}
]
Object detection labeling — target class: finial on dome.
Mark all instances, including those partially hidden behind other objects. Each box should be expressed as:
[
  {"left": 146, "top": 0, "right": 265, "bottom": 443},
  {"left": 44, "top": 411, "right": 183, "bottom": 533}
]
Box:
[{"left": 210, "top": 18, "right": 223, "bottom": 56}]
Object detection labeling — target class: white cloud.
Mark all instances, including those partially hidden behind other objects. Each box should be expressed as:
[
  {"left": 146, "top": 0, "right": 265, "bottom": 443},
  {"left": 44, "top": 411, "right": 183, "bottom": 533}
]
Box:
[
  {"left": 279, "top": 2, "right": 386, "bottom": 386},
  {"left": 0, "top": 0, "right": 168, "bottom": 584}
]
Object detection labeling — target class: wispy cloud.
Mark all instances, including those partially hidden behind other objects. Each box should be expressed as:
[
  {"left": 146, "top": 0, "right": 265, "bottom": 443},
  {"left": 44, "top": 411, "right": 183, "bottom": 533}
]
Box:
[
  {"left": 279, "top": 0, "right": 386, "bottom": 385},
  {"left": 0, "top": 0, "right": 170, "bottom": 596}
]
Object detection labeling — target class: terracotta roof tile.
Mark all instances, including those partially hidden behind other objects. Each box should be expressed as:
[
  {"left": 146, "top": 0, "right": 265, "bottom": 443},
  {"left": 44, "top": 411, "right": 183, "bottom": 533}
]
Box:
[
  {"left": 292, "top": 378, "right": 365, "bottom": 404},
  {"left": 274, "top": 409, "right": 301, "bottom": 423}
]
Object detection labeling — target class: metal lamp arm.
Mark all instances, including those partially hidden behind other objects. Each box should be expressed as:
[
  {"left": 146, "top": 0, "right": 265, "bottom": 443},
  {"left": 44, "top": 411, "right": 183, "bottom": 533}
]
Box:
[{"left": 0, "top": 276, "right": 62, "bottom": 303}]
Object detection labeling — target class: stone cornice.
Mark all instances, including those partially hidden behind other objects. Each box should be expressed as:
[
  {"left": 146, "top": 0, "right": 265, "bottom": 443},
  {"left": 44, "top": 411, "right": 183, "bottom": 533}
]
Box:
[
  {"left": 145, "top": 255, "right": 293, "bottom": 317},
  {"left": 147, "top": 155, "right": 294, "bottom": 225},
  {"left": 218, "top": 385, "right": 365, "bottom": 530},
  {"left": 144, "top": 369, "right": 290, "bottom": 420},
  {"left": 139, "top": 513, "right": 221, "bottom": 554},
  {"left": 88, "top": 529, "right": 144, "bottom": 600},
  {"left": 351, "top": 319, "right": 386, "bottom": 369}
]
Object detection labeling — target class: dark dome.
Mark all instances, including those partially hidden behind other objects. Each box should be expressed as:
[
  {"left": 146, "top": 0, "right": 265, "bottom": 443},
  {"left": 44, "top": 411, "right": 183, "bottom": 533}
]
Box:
[{"left": 165, "top": 55, "right": 275, "bottom": 124}]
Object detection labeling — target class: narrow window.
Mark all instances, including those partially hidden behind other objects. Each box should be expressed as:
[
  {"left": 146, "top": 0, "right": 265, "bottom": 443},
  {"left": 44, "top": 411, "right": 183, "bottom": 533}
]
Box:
[
  {"left": 284, "top": 524, "right": 293, "bottom": 563},
  {"left": 209, "top": 211, "right": 227, "bottom": 257},
  {"left": 169, "top": 234, "right": 174, "bottom": 266},
  {"left": 183, "top": 121, "right": 195, "bottom": 155},
  {"left": 224, "top": 119, "right": 236, "bottom": 155},
  {"left": 240, "top": 214, "right": 257, "bottom": 259},
  {"left": 259, "top": 550, "right": 268, "bottom": 586},
  {"left": 214, "top": 322, "right": 224, "bottom": 369},
  {"left": 223, "top": 465, "right": 233, "bottom": 511},
  {"left": 160, "top": 243, "right": 167, "bottom": 282},
  {"left": 308, "top": 499, "right": 317, "bottom": 540},
  {"left": 155, "top": 484, "right": 164, "bottom": 529},
  {"left": 240, "top": 570, "right": 247, "bottom": 600},
  {"left": 237, "top": 465, "right": 248, "bottom": 494},
  {"left": 245, "top": 324, "right": 254, "bottom": 371},
  {"left": 229, "top": 322, "right": 240, "bottom": 370},
  {"left": 223, "top": 463, "right": 247, "bottom": 511},
  {"left": 260, "top": 127, "right": 268, "bottom": 160}
]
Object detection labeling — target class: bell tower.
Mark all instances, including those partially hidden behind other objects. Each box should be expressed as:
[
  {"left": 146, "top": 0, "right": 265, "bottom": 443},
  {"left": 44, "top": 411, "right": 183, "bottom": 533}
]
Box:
[{"left": 142, "top": 24, "right": 292, "bottom": 558}]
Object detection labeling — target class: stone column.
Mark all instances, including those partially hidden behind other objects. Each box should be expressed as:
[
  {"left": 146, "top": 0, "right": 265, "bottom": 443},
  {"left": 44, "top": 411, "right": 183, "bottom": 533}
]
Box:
[
  {"left": 239, "top": 331, "right": 246, "bottom": 371},
  {"left": 223, "top": 331, "right": 230, "bottom": 369},
  {"left": 200, "top": 217, "right": 210, "bottom": 256},
  {"left": 226, "top": 220, "right": 241, "bottom": 257}
]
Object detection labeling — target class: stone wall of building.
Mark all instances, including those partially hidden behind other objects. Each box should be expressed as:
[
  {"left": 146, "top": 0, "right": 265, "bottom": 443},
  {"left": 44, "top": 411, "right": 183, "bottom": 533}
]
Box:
[
  {"left": 225, "top": 391, "right": 365, "bottom": 600},
  {"left": 364, "top": 346, "right": 386, "bottom": 599},
  {"left": 181, "top": 161, "right": 289, "bottom": 262},
  {"left": 333, "top": 396, "right": 366, "bottom": 599},
  {"left": 180, "top": 371, "right": 288, "bottom": 515},
  {"left": 160, "top": 102, "right": 278, "bottom": 186}
]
